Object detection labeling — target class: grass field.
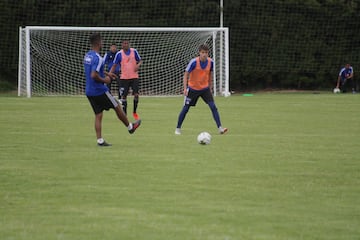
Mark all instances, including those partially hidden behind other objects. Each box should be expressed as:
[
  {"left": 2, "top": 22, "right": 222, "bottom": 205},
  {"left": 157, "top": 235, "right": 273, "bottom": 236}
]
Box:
[{"left": 0, "top": 93, "right": 359, "bottom": 240}]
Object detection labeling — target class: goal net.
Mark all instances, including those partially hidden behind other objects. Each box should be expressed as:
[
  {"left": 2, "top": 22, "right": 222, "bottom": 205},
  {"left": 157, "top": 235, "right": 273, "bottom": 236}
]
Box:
[{"left": 18, "top": 26, "right": 229, "bottom": 97}]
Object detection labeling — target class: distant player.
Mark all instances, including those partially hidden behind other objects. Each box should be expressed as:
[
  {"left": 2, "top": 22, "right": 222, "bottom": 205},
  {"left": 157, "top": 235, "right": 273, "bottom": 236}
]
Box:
[
  {"left": 336, "top": 63, "right": 355, "bottom": 93},
  {"left": 110, "top": 39, "right": 142, "bottom": 120},
  {"left": 84, "top": 33, "right": 141, "bottom": 147},
  {"left": 103, "top": 42, "right": 120, "bottom": 97},
  {"left": 175, "top": 44, "right": 228, "bottom": 135}
]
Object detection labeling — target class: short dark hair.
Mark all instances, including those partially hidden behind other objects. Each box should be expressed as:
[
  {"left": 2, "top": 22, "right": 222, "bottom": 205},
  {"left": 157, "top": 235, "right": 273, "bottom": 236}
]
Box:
[
  {"left": 110, "top": 42, "right": 117, "bottom": 46},
  {"left": 199, "top": 44, "right": 209, "bottom": 52},
  {"left": 89, "top": 33, "right": 101, "bottom": 45}
]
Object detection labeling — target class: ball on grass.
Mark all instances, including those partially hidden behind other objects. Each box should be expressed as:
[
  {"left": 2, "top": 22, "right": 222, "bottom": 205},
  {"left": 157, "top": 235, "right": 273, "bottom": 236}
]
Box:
[{"left": 197, "top": 132, "right": 211, "bottom": 145}]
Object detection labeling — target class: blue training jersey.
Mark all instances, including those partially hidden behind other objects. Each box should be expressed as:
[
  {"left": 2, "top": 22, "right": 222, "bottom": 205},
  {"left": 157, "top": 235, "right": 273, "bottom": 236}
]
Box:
[
  {"left": 339, "top": 66, "right": 353, "bottom": 80},
  {"left": 84, "top": 50, "right": 108, "bottom": 96},
  {"left": 104, "top": 50, "right": 120, "bottom": 73}
]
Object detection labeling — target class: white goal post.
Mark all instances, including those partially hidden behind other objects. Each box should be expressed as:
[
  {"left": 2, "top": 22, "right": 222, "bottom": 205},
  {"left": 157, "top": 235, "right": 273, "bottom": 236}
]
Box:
[{"left": 18, "top": 26, "right": 229, "bottom": 97}]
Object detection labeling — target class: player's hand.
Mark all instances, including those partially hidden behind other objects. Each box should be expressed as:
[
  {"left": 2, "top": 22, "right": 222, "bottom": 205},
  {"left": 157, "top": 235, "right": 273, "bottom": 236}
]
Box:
[
  {"left": 183, "top": 88, "right": 188, "bottom": 96},
  {"left": 104, "top": 76, "right": 111, "bottom": 84},
  {"left": 108, "top": 72, "right": 117, "bottom": 80}
]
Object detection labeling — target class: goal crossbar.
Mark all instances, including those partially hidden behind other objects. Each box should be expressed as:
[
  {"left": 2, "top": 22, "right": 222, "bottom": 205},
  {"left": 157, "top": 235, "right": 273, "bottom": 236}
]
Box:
[{"left": 23, "top": 26, "right": 229, "bottom": 32}]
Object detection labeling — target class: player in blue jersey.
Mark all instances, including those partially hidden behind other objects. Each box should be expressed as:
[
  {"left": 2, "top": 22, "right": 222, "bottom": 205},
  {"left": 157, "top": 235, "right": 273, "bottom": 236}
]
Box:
[
  {"left": 84, "top": 33, "right": 141, "bottom": 147},
  {"left": 336, "top": 63, "right": 355, "bottom": 93},
  {"left": 175, "top": 44, "right": 227, "bottom": 135},
  {"left": 103, "top": 43, "right": 120, "bottom": 97}
]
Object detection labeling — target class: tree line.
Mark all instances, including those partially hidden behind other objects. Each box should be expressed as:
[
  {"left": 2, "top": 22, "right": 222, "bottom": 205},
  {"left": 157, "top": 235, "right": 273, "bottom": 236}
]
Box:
[{"left": 0, "top": 0, "right": 359, "bottom": 91}]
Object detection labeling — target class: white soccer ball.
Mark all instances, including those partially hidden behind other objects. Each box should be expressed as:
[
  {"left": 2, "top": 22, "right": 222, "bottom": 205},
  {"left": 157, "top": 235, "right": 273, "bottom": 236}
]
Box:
[
  {"left": 222, "top": 91, "right": 231, "bottom": 97},
  {"left": 197, "top": 132, "right": 211, "bottom": 145},
  {"left": 333, "top": 88, "right": 340, "bottom": 93}
]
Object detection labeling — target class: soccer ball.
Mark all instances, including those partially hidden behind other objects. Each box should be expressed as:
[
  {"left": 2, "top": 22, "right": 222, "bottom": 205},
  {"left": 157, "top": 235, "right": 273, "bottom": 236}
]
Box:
[
  {"left": 222, "top": 91, "right": 231, "bottom": 97},
  {"left": 197, "top": 132, "right": 211, "bottom": 145},
  {"left": 333, "top": 88, "right": 340, "bottom": 93}
]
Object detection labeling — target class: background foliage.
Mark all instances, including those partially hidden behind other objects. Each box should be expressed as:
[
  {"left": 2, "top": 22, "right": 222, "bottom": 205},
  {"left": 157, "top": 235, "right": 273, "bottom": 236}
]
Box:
[{"left": 0, "top": 0, "right": 359, "bottom": 91}]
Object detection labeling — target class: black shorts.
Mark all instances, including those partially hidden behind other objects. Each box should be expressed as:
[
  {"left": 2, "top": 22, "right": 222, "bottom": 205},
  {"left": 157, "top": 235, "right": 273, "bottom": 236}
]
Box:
[
  {"left": 87, "top": 91, "right": 119, "bottom": 114},
  {"left": 184, "top": 87, "right": 214, "bottom": 106},
  {"left": 119, "top": 78, "right": 139, "bottom": 97}
]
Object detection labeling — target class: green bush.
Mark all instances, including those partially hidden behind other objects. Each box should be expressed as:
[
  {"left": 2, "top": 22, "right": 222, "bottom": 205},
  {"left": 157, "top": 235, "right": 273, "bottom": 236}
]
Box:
[{"left": 0, "top": 79, "right": 16, "bottom": 92}]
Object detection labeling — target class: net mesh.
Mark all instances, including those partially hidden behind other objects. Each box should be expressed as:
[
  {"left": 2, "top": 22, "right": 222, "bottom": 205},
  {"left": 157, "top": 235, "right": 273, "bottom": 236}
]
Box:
[{"left": 19, "top": 27, "right": 228, "bottom": 97}]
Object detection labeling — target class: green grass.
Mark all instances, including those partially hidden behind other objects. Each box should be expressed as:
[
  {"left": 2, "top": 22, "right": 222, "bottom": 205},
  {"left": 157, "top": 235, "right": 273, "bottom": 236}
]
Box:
[{"left": 0, "top": 93, "right": 359, "bottom": 240}]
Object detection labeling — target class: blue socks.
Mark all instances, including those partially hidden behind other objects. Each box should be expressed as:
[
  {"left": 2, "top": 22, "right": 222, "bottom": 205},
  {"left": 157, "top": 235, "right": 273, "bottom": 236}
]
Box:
[{"left": 208, "top": 101, "right": 221, "bottom": 128}]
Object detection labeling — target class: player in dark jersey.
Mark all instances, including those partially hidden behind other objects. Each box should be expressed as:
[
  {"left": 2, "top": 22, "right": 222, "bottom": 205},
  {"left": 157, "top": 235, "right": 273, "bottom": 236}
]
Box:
[
  {"left": 84, "top": 33, "right": 141, "bottom": 146},
  {"left": 103, "top": 43, "right": 120, "bottom": 97},
  {"left": 336, "top": 63, "right": 355, "bottom": 93}
]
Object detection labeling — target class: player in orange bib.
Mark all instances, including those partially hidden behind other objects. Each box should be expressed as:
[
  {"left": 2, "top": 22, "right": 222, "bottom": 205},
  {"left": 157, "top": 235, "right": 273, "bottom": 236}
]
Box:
[
  {"left": 110, "top": 39, "right": 142, "bottom": 120},
  {"left": 175, "top": 44, "right": 228, "bottom": 135}
]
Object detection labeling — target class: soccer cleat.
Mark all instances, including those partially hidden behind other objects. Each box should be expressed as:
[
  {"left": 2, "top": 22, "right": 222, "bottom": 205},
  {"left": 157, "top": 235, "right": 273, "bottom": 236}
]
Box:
[
  {"left": 133, "top": 112, "right": 140, "bottom": 120},
  {"left": 128, "top": 119, "right": 141, "bottom": 134},
  {"left": 219, "top": 127, "right": 228, "bottom": 134},
  {"left": 98, "top": 141, "right": 112, "bottom": 147},
  {"left": 175, "top": 128, "right": 181, "bottom": 135}
]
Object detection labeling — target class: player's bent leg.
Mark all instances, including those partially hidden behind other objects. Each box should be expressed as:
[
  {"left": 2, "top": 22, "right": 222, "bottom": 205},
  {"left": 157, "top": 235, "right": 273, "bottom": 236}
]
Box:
[
  {"left": 114, "top": 105, "right": 130, "bottom": 126},
  {"left": 114, "top": 105, "right": 141, "bottom": 134}
]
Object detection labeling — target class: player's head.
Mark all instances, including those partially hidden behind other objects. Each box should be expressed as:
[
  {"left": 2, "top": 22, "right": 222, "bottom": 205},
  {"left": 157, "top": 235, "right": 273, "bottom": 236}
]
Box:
[
  {"left": 90, "top": 33, "right": 102, "bottom": 50},
  {"left": 345, "top": 63, "right": 351, "bottom": 69},
  {"left": 110, "top": 42, "right": 117, "bottom": 53},
  {"left": 198, "top": 44, "right": 209, "bottom": 61},
  {"left": 199, "top": 44, "right": 209, "bottom": 52},
  {"left": 121, "top": 39, "right": 130, "bottom": 51}
]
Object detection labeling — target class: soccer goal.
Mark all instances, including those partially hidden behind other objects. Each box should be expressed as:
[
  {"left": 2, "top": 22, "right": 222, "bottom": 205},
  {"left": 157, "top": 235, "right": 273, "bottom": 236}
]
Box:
[{"left": 18, "top": 26, "right": 229, "bottom": 97}]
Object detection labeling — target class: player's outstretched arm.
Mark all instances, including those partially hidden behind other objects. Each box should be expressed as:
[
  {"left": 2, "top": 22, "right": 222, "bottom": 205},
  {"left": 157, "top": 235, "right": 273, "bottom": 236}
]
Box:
[
  {"left": 109, "top": 64, "right": 118, "bottom": 74},
  {"left": 336, "top": 76, "right": 340, "bottom": 88},
  {"left": 105, "top": 71, "right": 117, "bottom": 80},
  {"left": 91, "top": 71, "right": 111, "bottom": 84}
]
